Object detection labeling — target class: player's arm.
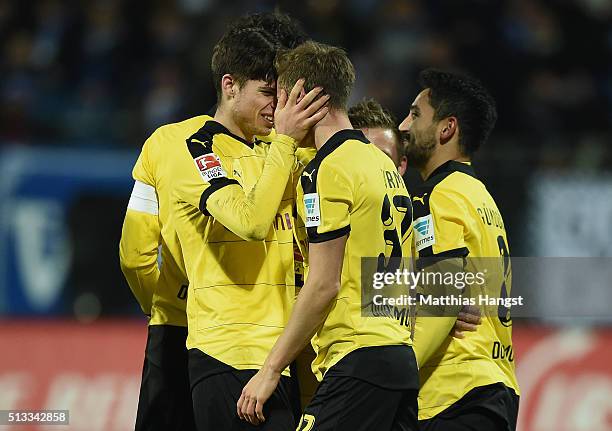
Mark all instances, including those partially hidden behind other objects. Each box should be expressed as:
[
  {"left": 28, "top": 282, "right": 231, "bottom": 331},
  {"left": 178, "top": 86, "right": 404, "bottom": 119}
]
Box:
[
  {"left": 412, "top": 264, "right": 464, "bottom": 366},
  {"left": 119, "top": 143, "right": 160, "bottom": 316},
  {"left": 412, "top": 189, "right": 471, "bottom": 366},
  {"left": 237, "top": 159, "right": 350, "bottom": 424},
  {"left": 200, "top": 81, "right": 329, "bottom": 241},
  {"left": 237, "top": 235, "right": 346, "bottom": 425},
  {"left": 203, "top": 133, "right": 298, "bottom": 241}
]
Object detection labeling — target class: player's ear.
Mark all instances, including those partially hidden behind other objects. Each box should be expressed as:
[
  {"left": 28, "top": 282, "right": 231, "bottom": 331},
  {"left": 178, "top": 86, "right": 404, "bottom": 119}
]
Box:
[
  {"left": 439, "top": 116, "right": 457, "bottom": 145},
  {"left": 398, "top": 156, "right": 408, "bottom": 176},
  {"left": 221, "top": 74, "right": 237, "bottom": 99}
]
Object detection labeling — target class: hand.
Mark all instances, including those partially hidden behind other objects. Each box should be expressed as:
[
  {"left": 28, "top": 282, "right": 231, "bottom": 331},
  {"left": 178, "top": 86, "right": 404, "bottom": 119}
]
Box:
[
  {"left": 237, "top": 366, "right": 281, "bottom": 425},
  {"left": 274, "top": 78, "right": 330, "bottom": 143},
  {"left": 452, "top": 305, "right": 481, "bottom": 339}
]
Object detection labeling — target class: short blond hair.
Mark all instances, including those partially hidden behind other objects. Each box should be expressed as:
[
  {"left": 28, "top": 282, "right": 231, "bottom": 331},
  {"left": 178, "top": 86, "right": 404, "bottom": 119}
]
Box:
[{"left": 275, "top": 41, "right": 355, "bottom": 110}]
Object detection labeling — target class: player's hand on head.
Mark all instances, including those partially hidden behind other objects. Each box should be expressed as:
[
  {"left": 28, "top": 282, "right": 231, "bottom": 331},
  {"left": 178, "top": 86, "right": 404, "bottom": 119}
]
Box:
[
  {"left": 236, "top": 366, "right": 281, "bottom": 425},
  {"left": 274, "top": 78, "right": 330, "bottom": 143},
  {"left": 452, "top": 305, "right": 482, "bottom": 339}
]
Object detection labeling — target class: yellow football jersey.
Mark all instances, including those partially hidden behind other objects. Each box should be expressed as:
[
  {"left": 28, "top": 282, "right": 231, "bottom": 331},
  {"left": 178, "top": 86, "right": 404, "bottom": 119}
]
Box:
[
  {"left": 171, "top": 119, "right": 298, "bottom": 372},
  {"left": 120, "top": 115, "right": 211, "bottom": 326},
  {"left": 411, "top": 161, "right": 520, "bottom": 420},
  {"left": 296, "top": 130, "right": 414, "bottom": 381},
  {"left": 291, "top": 148, "right": 317, "bottom": 291}
]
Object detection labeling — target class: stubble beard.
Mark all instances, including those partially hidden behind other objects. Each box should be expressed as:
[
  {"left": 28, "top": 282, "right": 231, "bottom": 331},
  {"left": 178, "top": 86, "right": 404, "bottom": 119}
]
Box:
[{"left": 405, "top": 127, "right": 437, "bottom": 171}]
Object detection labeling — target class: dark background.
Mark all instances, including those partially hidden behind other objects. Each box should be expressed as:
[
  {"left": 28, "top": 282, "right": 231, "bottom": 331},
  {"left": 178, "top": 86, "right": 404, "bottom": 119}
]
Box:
[{"left": 1, "top": 0, "right": 610, "bottom": 319}]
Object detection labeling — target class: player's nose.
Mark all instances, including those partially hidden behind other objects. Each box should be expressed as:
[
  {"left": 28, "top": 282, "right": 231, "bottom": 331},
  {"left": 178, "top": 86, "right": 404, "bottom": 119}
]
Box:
[{"left": 398, "top": 115, "right": 412, "bottom": 132}]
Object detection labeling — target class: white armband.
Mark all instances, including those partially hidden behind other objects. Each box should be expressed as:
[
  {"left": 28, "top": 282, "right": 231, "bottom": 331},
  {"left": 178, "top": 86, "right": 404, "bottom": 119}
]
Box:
[{"left": 127, "top": 180, "right": 159, "bottom": 215}]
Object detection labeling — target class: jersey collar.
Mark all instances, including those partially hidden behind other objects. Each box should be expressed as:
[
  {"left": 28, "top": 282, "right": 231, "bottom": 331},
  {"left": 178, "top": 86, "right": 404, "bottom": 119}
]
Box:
[
  {"left": 426, "top": 160, "right": 477, "bottom": 182},
  {"left": 314, "top": 129, "right": 370, "bottom": 163},
  {"left": 201, "top": 120, "right": 255, "bottom": 148}
]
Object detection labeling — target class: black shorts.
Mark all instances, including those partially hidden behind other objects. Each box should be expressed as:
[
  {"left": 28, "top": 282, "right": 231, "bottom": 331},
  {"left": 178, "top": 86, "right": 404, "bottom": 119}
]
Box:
[
  {"left": 298, "top": 345, "right": 419, "bottom": 431},
  {"left": 135, "top": 324, "right": 196, "bottom": 431},
  {"left": 297, "top": 376, "right": 418, "bottom": 431},
  {"left": 189, "top": 349, "right": 295, "bottom": 431},
  {"left": 420, "top": 383, "right": 520, "bottom": 431}
]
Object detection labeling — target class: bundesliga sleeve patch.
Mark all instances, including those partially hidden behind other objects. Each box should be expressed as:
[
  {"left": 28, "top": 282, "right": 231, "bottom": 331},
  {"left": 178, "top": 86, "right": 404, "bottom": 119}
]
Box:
[
  {"left": 303, "top": 193, "right": 321, "bottom": 227},
  {"left": 194, "top": 153, "right": 227, "bottom": 182},
  {"left": 414, "top": 214, "right": 436, "bottom": 251}
]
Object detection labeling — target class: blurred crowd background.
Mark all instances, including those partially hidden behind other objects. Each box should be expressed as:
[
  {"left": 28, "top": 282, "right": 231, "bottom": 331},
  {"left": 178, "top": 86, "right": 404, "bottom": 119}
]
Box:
[
  {"left": 1, "top": 2, "right": 612, "bottom": 429},
  {"left": 3, "top": 0, "right": 611, "bottom": 154},
  {"left": 0, "top": 0, "right": 611, "bottom": 316}
]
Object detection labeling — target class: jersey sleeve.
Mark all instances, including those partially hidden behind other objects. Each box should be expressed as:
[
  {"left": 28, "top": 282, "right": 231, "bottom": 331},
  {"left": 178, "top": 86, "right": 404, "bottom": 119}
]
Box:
[
  {"left": 412, "top": 188, "right": 469, "bottom": 366},
  {"left": 119, "top": 206, "right": 160, "bottom": 315},
  {"left": 302, "top": 159, "right": 352, "bottom": 243},
  {"left": 178, "top": 132, "right": 238, "bottom": 209},
  {"left": 132, "top": 135, "right": 156, "bottom": 187},
  {"left": 415, "top": 188, "right": 469, "bottom": 258},
  {"left": 411, "top": 315, "right": 456, "bottom": 367},
  {"left": 177, "top": 131, "right": 298, "bottom": 241},
  {"left": 119, "top": 137, "right": 161, "bottom": 315}
]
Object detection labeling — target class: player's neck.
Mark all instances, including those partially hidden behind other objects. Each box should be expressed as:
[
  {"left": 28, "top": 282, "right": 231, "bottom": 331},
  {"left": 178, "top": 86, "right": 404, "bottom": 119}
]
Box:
[
  {"left": 213, "top": 108, "right": 254, "bottom": 143},
  {"left": 313, "top": 110, "right": 353, "bottom": 151},
  {"left": 419, "top": 152, "right": 470, "bottom": 180}
]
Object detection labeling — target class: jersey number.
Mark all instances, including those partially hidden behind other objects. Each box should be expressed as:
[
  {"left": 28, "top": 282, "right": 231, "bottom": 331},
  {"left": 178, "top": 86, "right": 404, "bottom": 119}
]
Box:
[
  {"left": 297, "top": 414, "right": 315, "bottom": 431},
  {"left": 377, "top": 193, "right": 412, "bottom": 273},
  {"left": 497, "top": 236, "right": 512, "bottom": 326}
]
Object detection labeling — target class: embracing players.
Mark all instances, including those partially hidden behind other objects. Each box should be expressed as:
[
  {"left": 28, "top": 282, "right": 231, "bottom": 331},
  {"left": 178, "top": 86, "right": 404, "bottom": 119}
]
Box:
[
  {"left": 119, "top": 12, "right": 321, "bottom": 431},
  {"left": 238, "top": 41, "right": 419, "bottom": 431}
]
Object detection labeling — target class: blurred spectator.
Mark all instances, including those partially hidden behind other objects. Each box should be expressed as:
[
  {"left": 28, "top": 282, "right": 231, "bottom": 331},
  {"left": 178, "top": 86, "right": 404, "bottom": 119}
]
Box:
[
  {"left": 0, "top": 0, "right": 610, "bottom": 324},
  {"left": 0, "top": 0, "right": 608, "bottom": 159}
]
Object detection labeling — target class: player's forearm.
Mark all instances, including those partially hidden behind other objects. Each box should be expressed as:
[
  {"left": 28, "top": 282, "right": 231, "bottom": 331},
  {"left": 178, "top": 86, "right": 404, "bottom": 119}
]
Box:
[
  {"left": 119, "top": 211, "right": 161, "bottom": 315},
  {"left": 264, "top": 278, "right": 338, "bottom": 374},
  {"left": 120, "top": 263, "right": 158, "bottom": 315},
  {"left": 412, "top": 258, "right": 465, "bottom": 366},
  {"left": 412, "top": 316, "right": 457, "bottom": 367},
  {"left": 206, "top": 135, "right": 297, "bottom": 241}
]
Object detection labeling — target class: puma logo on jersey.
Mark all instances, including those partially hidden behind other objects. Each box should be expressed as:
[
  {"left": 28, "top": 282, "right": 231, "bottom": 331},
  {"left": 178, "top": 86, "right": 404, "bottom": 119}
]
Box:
[
  {"left": 412, "top": 194, "right": 428, "bottom": 205},
  {"left": 302, "top": 169, "right": 316, "bottom": 182},
  {"left": 233, "top": 169, "right": 241, "bottom": 179}
]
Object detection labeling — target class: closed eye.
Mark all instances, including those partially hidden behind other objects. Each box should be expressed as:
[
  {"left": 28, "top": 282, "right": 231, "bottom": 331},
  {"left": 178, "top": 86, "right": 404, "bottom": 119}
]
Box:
[{"left": 259, "top": 88, "right": 276, "bottom": 97}]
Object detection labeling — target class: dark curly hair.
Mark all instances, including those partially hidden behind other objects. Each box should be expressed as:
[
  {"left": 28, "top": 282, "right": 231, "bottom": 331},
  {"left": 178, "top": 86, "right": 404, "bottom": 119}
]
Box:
[
  {"left": 419, "top": 69, "right": 497, "bottom": 156},
  {"left": 211, "top": 28, "right": 278, "bottom": 101},
  {"left": 225, "top": 12, "right": 309, "bottom": 49}
]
